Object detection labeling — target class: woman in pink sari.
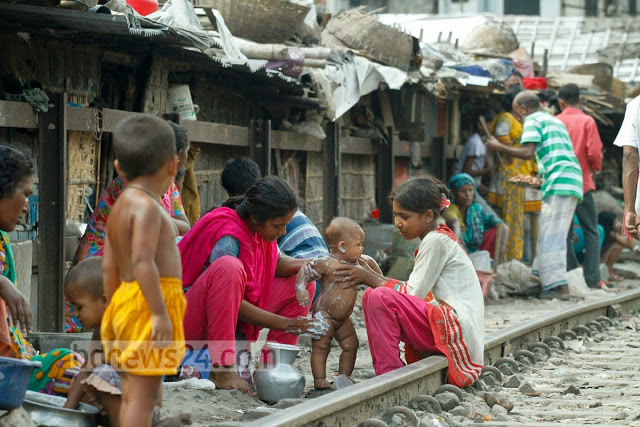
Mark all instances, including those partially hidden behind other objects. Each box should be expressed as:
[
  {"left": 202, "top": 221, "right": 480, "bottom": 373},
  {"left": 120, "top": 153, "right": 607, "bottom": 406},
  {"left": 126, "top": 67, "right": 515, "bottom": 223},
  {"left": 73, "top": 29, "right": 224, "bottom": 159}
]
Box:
[{"left": 179, "top": 176, "right": 323, "bottom": 395}]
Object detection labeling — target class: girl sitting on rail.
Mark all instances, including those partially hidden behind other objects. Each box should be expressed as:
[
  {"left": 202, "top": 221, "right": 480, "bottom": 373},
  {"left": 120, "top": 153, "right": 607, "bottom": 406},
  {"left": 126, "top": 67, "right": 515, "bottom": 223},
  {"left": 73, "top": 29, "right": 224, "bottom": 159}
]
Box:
[{"left": 333, "top": 175, "right": 485, "bottom": 387}]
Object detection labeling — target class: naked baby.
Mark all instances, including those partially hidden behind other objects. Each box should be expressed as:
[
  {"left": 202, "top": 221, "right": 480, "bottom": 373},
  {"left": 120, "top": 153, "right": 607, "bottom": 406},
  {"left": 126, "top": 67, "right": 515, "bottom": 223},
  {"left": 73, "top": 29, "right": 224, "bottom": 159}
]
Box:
[{"left": 295, "top": 217, "right": 380, "bottom": 389}]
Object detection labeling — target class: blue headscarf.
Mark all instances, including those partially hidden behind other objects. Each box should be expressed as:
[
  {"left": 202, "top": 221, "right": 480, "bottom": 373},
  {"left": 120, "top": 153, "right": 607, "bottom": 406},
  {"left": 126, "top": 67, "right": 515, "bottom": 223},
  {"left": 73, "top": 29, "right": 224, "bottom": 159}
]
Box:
[{"left": 449, "top": 173, "right": 476, "bottom": 192}]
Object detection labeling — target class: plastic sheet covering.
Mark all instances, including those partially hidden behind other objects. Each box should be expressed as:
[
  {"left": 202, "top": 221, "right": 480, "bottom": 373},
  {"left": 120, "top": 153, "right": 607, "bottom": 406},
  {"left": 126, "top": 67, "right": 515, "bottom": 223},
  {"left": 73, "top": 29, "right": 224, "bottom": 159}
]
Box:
[
  {"left": 209, "top": 9, "right": 247, "bottom": 61},
  {"left": 475, "top": 58, "right": 514, "bottom": 81},
  {"left": 143, "top": 0, "right": 210, "bottom": 51},
  {"left": 312, "top": 51, "right": 407, "bottom": 121}
]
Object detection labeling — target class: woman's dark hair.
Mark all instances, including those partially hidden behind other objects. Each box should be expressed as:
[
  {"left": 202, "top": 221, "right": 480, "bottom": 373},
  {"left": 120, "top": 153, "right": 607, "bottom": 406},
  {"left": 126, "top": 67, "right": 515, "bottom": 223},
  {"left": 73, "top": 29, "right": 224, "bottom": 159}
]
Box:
[
  {"left": 0, "top": 144, "right": 34, "bottom": 200},
  {"left": 540, "top": 88, "right": 561, "bottom": 113},
  {"left": 222, "top": 176, "right": 298, "bottom": 223},
  {"left": 389, "top": 174, "right": 450, "bottom": 218},
  {"left": 502, "top": 86, "right": 523, "bottom": 111},
  {"left": 168, "top": 122, "right": 189, "bottom": 153},
  {"left": 598, "top": 210, "right": 618, "bottom": 245}
]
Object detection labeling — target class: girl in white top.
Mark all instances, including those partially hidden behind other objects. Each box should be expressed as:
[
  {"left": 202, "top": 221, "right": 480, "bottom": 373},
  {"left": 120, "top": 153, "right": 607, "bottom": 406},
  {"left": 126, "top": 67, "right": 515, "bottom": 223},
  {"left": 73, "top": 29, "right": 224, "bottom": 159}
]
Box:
[{"left": 335, "top": 175, "right": 484, "bottom": 387}]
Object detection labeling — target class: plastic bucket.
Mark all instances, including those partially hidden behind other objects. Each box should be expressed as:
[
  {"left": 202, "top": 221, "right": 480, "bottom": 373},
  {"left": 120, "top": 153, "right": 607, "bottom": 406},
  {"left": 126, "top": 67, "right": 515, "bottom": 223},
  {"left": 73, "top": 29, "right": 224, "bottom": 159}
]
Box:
[
  {"left": 168, "top": 85, "right": 199, "bottom": 121},
  {"left": 0, "top": 356, "right": 42, "bottom": 410}
]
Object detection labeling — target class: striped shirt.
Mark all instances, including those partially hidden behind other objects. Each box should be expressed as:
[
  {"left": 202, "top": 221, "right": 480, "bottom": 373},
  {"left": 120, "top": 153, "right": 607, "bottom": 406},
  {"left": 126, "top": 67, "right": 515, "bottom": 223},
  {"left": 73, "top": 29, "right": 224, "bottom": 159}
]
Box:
[
  {"left": 521, "top": 111, "right": 583, "bottom": 201},
  {"left": 277, "top": 210, "right": 328, "bottom": 259}
]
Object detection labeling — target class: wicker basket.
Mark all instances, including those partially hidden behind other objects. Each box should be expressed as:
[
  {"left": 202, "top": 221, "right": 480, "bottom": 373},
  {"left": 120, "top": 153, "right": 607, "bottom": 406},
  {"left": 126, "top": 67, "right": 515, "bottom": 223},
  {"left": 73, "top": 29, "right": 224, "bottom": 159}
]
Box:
[
  {"left": 462, "top": 21, "right": 519, "bottom": 55},
  {"left": 569, "top": 63, "right": 613, "bottom": 91},
  {"left": 325, "top": 7, "right": 416, "bottom": 70},
  {"left": 195, "top": 0, "right": 310, "bottom": 44}
]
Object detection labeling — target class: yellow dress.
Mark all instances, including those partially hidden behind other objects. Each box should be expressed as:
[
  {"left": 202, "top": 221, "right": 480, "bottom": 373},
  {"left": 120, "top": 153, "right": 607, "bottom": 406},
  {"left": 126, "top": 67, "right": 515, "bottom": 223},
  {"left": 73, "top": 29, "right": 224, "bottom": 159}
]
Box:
[{"left": 486, "top": 112, "right": 538, "bottom": 261}]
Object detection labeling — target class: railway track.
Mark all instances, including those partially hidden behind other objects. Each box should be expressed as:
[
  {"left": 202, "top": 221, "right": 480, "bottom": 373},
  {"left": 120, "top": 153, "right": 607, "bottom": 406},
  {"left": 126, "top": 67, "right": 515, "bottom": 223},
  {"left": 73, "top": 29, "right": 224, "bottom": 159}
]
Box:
[{"left": 246, "top": 288, "right": 640, "bottom": 427}]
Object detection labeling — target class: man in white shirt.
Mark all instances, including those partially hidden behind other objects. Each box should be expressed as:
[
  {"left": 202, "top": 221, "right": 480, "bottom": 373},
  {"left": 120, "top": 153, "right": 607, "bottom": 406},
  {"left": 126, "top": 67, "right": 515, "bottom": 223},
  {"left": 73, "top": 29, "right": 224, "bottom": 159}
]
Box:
[
  {"left": 453, "top": 110, "right": 492, "bottom": 193},
  {"left": 613, "top": 96, "right": 640, "bottom": 238}
]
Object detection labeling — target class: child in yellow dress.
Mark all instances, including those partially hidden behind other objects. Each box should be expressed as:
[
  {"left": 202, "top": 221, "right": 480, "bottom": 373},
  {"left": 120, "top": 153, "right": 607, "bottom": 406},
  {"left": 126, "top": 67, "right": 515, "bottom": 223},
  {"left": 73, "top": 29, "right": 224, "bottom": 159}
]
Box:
[
  {"left": 101, "top": 115, "right": 187, "bottom": 427},
  {"left": 64, "top": 257, "right": 191, "bottom": 426}
]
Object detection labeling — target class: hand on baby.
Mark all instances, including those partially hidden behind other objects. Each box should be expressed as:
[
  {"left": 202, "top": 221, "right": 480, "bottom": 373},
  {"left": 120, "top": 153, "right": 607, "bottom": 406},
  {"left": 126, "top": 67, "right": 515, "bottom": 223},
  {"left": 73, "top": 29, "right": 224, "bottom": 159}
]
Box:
[
  {"left": 295, "top": 260, "right": 321, "bottom": 307},
  {"left": 334, "top": 263, "right": 372, "bottom": 289},
  {"left": 286, "top": 312, "right": 330, "bottom": 338},
  {"left": 295, "top": 287, "right": 311, "bottom": 307},
  {"left": 150, "top": 312, "right": 173, "bottom": 348}
]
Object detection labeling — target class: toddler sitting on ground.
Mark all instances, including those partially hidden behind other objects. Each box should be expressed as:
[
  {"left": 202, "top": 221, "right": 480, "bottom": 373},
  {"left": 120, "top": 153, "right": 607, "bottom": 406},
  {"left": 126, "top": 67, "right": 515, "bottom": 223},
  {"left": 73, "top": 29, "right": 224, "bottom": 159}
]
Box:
[
  {"left": 63, "top": 257, "right": 191, "bottom": 426},
  {"left": 296, "top": 217, "right": 380, "bottom": 389}
]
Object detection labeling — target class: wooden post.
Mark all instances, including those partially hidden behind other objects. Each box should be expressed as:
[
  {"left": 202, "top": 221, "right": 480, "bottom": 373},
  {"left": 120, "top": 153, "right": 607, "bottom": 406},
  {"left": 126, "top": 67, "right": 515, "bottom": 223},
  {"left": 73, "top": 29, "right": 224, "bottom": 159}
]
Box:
[
  {"left": 430, "top": 136, "right": 446, "bottom": 179},
  {"left": 38, "top": 93, "right": 67, "bottom": 332},
  {"left": 250, "top": 119, "right": 271, "bottom": 176},
  {"left": 323, "top": 122, "right": 340, "bottom": 229},
  {"left": 377, "top": 127, "right": 394, "bottom": 224}
]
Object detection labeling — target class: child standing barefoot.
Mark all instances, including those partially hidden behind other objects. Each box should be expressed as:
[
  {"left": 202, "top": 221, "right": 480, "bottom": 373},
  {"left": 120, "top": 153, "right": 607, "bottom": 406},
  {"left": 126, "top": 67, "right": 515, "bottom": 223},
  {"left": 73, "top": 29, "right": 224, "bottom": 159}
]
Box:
[
  {"left": 101, "top": 115, "right": 187, "bottom": 427},
  {"left": 296, "top": 218, "right": 381, "bottom": 390},
  {"left": 302, "top": 218, "right": 361, "bottom": 389},
  {"left": 64, "top": 257, "right": 191, "bottom": 427},
  {"left": 333, "top": 175, "right": 485, "bottom": 387}
]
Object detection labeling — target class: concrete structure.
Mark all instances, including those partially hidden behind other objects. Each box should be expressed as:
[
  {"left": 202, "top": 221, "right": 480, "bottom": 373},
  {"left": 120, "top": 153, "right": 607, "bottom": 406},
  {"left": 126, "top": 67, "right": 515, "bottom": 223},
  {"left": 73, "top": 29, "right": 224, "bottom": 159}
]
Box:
[{"left": 322, "top": 0, "right": 640, "bottom": 17}]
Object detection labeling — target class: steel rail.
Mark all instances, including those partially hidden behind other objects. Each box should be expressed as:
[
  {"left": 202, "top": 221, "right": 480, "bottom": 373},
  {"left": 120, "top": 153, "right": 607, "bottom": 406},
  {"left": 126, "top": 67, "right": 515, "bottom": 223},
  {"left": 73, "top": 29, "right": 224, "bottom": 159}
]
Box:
[{"left": 247, "top": 288, "right": 640, "bottom": 427}]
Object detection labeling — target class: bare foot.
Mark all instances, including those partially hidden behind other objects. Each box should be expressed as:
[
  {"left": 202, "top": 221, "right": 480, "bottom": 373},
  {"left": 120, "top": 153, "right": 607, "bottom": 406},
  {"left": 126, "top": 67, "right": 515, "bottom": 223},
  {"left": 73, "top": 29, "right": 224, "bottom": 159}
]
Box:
[
  {"left": 154, "top": 413, "right": 193, "bottom": 426},
  {"left": 211, "top": 369, "right": 256, "bottom": 396},
  {"left": 314, "top": 378, "right": 333, "bottom": 389}
]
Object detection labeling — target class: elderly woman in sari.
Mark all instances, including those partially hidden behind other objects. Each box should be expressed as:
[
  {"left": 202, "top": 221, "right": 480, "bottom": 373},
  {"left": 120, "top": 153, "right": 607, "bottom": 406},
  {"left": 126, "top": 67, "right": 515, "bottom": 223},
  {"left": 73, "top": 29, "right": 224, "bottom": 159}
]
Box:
[{"left": 444, "top": 173, "right": 508, "bottom": 265}]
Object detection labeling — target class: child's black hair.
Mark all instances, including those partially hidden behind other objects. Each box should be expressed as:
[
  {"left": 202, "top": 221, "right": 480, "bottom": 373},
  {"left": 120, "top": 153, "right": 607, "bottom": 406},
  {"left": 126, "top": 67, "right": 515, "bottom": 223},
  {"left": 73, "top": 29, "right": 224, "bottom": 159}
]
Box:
[
  {"left": 0, "top": 144, "right": 34, "bottom": 200},
  {"left": 221, "top": 157, "right": 262, "bottom": 197},
  {"left": 64, "top": 257, "right": 104, "bottom": 299},
  {"left": 113, "top": 115, "right": 176, "bottom": 181},
  {"left": 389, "top": 174, "right": 450, "bottom": 218},
  {"left": 168, "top": 122, "right": 189, "bottom": 153},
  {"left": 222, "top": 176, "right": 298, "bottom": 223}
]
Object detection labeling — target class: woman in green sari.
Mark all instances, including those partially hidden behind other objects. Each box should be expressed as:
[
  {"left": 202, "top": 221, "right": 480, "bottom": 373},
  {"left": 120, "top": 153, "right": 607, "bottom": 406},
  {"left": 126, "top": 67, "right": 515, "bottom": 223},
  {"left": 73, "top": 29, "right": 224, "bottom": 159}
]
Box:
[
  {"left": 0, "top": 145, "right": 82, "bottom": 396},
  {"left": 444, "top": 173, "right": 509, "bottom": 266}
]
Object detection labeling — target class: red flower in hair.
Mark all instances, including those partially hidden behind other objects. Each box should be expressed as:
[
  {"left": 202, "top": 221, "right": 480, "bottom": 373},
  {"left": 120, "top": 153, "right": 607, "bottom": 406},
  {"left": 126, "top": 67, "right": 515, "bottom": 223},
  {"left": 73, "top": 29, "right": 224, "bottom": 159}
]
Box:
[{"left": 440, "top": 193, "right": 451, "bottom": 210}]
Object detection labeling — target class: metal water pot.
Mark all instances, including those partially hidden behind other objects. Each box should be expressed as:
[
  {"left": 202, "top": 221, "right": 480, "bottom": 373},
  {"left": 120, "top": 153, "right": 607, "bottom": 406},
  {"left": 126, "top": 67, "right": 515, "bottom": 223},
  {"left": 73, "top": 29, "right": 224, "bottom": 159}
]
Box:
[{"left": 253, "top": 342, "right": 305, "bottom": 403}]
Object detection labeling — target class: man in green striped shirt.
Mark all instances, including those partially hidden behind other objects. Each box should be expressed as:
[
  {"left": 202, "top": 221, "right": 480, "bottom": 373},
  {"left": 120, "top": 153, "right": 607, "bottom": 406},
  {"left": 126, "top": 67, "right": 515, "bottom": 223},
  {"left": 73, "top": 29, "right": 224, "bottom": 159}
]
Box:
[{"left": 486, "top": 91, "right": 582, "bottom": 299}]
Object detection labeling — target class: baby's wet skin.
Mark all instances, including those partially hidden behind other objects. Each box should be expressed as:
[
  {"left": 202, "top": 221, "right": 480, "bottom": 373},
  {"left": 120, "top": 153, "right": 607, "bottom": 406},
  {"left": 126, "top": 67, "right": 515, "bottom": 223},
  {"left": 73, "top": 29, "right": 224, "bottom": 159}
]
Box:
[{"left": 314, "top": 257, "right": 359, "bottom": 322}]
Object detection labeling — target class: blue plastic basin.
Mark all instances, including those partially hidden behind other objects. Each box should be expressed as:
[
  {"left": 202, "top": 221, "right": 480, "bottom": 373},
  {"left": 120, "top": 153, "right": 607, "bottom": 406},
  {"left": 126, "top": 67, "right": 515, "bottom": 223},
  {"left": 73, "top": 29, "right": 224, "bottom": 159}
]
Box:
[{"left": 0, "top": 355, "right": 42, "bottom": 410}]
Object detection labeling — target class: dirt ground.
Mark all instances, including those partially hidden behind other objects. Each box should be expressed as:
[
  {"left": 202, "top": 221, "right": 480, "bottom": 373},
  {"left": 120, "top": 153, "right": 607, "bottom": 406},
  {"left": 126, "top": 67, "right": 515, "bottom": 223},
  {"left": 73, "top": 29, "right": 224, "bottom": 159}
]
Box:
[{"left": 159, "top": 264, "right": 640, "bottom": 426}]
